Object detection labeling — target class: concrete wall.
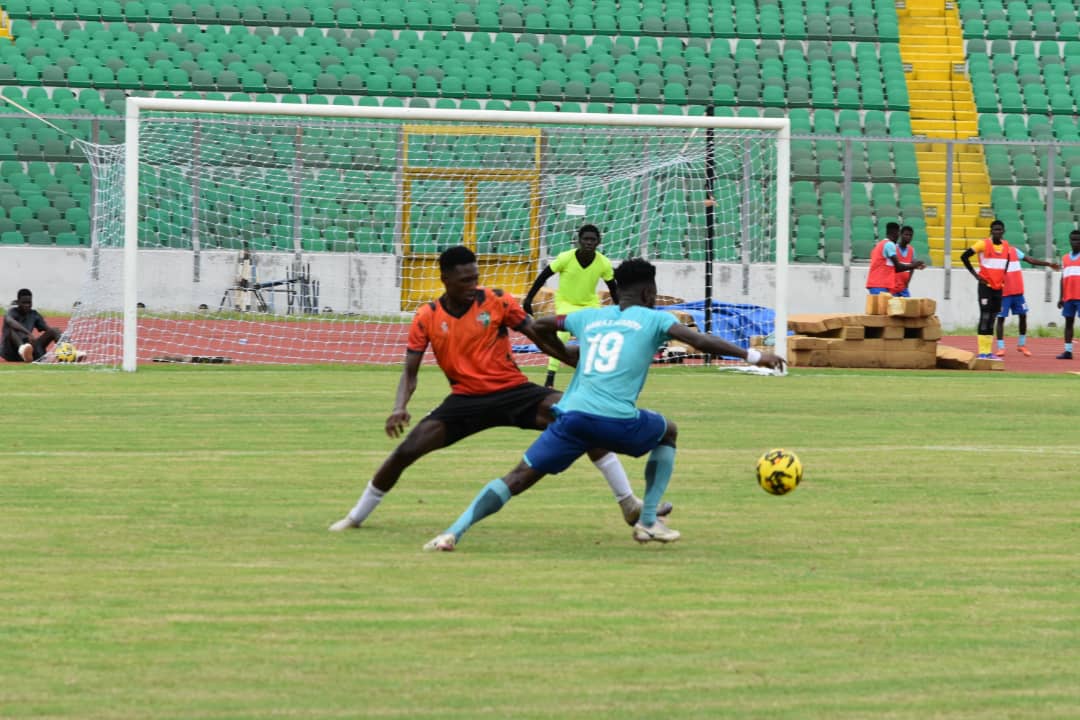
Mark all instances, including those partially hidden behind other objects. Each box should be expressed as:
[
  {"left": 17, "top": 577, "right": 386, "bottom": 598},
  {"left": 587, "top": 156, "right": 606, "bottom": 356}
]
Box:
[
  {"left": 0, "top": 247, "right": 401, "bottom": 316},
  {"left": 0, "top": 246, "right": 1066, "bottom": 329}
]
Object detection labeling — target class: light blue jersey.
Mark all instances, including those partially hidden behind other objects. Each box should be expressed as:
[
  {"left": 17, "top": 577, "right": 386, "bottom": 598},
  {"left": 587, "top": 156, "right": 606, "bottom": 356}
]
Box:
[{"left": 556, "top": 305, "right": 678, "bottom": 419}]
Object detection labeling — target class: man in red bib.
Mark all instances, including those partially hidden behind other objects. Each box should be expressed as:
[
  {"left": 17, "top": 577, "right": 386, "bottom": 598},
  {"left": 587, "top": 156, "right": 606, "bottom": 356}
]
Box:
[
  {"left": 1057, "top": 229, "right": 1080, "bottom": 360},
  {"left": 994, "top": 245, "right": 1058, "bottom": 357},
  {"left": 961, "top": 220, "right": 1011, "bottom": 360},
  {"left": 866, "top": 222, "right": 925, "bottom": 296}
]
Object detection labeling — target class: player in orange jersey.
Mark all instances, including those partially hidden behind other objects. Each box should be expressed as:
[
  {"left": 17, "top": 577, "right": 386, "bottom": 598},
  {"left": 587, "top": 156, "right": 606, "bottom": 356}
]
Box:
[{"left": 329, "top": 245, "right": 669, "bottom": 532}]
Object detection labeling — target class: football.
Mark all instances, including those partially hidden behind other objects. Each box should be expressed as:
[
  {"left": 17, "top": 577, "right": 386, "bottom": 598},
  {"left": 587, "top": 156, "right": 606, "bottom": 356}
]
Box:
[
  {"left": 756, "top": 448, "right": 803, "bottom": 495},
  {"left": 55, "top": 341, "right": 78, "bottom": 363}
]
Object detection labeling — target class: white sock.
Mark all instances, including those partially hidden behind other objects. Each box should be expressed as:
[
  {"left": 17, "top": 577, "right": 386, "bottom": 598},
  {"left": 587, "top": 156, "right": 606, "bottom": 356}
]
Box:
[
  {"left": 592, "top": 452, "right": 633, "bottom": 502},
  {"left": 348, "top": 482, "right": 386, "bottom": 526}
]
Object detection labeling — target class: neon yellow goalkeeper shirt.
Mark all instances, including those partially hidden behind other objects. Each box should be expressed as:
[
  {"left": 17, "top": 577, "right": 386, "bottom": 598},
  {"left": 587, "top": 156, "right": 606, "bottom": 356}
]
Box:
[{"left": 550, "top": 249, "right": 614, "bottom": 313}]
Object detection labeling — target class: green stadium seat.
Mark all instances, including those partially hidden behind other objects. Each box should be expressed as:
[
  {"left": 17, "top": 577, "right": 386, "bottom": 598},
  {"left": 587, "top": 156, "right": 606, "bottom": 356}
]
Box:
[
  {"left": 241, "top": 70, "right": 266, "bottom": 93},
  {"left": 793, "top": 233, "right": 823, "bottom": 262},
  {"left": 241, "top": 4, "right": 265, "bottom": 25},
  {"left": 170, "top": 3, "right": 193, "bottom": 22},
  {"left": 851, "top": 234, "right": 875, "bottom": 260},
  {"left": 265, "top": 71, "right": 289, "bottom": 93}
]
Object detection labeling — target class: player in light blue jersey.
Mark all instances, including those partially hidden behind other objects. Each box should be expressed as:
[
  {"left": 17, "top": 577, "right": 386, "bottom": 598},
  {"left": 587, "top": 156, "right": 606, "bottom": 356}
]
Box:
[{"left": 424, "top": 258, "right": 786, "bottom": 551}]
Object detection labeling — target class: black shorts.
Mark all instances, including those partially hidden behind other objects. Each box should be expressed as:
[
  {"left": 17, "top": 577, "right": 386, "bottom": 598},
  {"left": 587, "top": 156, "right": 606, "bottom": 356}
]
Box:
[
  {"left": 0, "top": 335, "right": 26, "bottom": 362},
  {"left": 424, "top": 382, "right": 558, "bottom": 447},
  {"left": 978, "top": 283, "right": 1003, "bottom": 316}
]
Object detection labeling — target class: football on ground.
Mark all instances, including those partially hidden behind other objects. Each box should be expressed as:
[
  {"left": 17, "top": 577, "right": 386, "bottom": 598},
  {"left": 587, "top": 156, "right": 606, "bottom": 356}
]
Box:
[
  {"left": 54, "top": 342, "right": 78, "bottom": 363},
  {"left": 756, "top": 448, "right": 803, "bottom": 495}
]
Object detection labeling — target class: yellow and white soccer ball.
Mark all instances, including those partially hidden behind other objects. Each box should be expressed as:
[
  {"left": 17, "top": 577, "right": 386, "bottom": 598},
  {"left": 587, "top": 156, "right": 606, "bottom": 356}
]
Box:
[
  {"left": 54, "top": 341, "right": 78, "bottom": 363},
  {"left": 755, "top": 448, "right": 803, "bottom": 495}
]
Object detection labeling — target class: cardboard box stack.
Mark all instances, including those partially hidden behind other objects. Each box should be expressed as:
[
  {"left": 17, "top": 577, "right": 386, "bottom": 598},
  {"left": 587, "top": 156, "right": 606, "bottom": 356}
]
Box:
[
  {"left": 754, "top": 295, "right": 996, "bottom": 371},
  {"left": 764, "top": 293, "right": 997, "bottom": 371}
]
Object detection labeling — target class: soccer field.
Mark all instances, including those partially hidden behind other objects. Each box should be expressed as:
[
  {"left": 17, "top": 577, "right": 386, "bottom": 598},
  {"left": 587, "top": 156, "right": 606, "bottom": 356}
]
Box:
[{"left": 3, "top": 364, "right": 1079, "bottom": 719}]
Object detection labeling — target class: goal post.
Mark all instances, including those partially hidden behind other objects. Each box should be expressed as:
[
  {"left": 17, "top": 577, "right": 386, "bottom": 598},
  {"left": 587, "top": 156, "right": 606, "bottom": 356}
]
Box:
[{"left": 77, "top": 98, "right": 790, "bottom": 370}]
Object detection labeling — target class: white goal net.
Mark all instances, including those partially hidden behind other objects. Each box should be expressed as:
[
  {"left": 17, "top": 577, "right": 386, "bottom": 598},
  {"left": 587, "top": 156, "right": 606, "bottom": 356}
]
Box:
[{"left": 61, "top": 101, "right": 788, "bottom": 370}]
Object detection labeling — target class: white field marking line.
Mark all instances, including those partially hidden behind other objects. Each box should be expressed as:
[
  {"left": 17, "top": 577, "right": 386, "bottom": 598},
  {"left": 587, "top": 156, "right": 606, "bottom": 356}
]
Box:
[
  {"left": 0, "top": 368, "right": 403, "bottom": 377},
  {"left": 5, "top": 445, "right": 1080, "bottom": 459},
  {"left": 0, "top": 388, "right": 375, "bottom": 398},
  {"left": 717, "top": 444, "right": 1080, "bottom": 455},
  {"left": 0, "top": 448, "right": 384, "bottom": 459},
  {"left": 898, "top": 444, "right": 1080, "bottom": 455},
  {"left": 678, "top": 445, "right": 1080, "bottom": 456}
]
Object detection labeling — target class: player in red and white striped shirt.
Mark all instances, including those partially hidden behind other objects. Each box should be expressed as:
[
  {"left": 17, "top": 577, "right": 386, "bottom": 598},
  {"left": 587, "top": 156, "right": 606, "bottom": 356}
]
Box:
[{"left": 1056, "top": 229, "right": 1080, "bottom": 360}]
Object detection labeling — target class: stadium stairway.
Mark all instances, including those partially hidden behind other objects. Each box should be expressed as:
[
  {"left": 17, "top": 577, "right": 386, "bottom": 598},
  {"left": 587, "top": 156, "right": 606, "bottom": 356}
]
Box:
[{"left": 898, "top": 0, "right": 991, "bottom": 266}]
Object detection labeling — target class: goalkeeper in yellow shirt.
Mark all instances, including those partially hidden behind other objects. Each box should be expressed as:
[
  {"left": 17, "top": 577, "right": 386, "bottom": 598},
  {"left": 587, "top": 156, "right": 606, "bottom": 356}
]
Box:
[{"left": 523, "top": 224, "right": 619, "bottom": 388}]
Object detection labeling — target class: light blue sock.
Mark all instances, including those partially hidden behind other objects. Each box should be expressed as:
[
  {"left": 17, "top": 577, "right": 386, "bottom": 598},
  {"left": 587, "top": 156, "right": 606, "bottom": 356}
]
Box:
[
  {"left": 997, "top": 338, "right": 1005, "bottom": 349},
  {"left": 642, "top": 444, "right": 676, "bottom": 526},
  {"left": 1018, "top": 335, "right": 1026, "bottom": 347},
  {"left": 447, "top": 479, "right": 512, "bottom": 541},
  {"left": 1067, "top": 343, "right": 1074, "bottom": 353}
]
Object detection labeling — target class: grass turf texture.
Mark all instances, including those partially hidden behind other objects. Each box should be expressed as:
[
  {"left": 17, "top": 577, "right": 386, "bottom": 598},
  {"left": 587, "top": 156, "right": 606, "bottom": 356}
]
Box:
[{"left": 3, "top": 364, "right": 1079, "bottom": 719}]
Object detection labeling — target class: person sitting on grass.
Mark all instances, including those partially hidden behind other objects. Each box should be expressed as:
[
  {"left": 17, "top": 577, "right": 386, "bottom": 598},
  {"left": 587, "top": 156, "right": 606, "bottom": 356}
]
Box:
[{"left": 1, "top": 289, "right": 61, "bottom": 363}]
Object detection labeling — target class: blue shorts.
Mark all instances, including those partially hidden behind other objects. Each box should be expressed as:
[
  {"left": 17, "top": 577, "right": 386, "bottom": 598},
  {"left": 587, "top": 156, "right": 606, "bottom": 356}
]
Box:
[
  {"left": 998, "top": 294, "right": 1028, "bottom": 318},
  {"left": 867, "top": 287, "right": 890, "bottom": 295},
  {"left": 891, "top": 288, "right": 911, "bottom": 298},
  {"left": 1063, "top": 300, "right": 1080, "bottom": 319},
  {"left": 523, "top": 409, "right": 668, "bottom": 475}
]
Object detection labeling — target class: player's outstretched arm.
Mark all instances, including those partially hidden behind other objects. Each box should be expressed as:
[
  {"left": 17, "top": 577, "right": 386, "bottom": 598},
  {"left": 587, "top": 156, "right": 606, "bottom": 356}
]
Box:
[
  {"left": 520, "top": 315, "right": 579, "bottom": 367},
  {"left": 386, "top": 349, "right": 424, "bottom": 438},
  {"left": 668, "top": 323, "right": 785, "bottom": 371},
  {"left": 1025, "top": 256, "right": 1061, "bottom": 271},
  {"left": 522, "top": 266, "right": 555, "bottom": 316}
]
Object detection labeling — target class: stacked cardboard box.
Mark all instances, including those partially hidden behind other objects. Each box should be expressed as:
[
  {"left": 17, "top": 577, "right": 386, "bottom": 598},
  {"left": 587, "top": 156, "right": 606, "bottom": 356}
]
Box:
[
  {"left": 768, "top": 296, "right": 998, "bottom": 371},
  {"left": 767, "top": 297, "right": 932, "bottom": 370}
]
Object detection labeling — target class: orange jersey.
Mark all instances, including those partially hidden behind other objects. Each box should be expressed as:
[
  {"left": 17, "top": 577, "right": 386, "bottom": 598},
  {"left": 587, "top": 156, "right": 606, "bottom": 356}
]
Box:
[{"left": 407, "top": 287, "right": 529, "bottom": 395}]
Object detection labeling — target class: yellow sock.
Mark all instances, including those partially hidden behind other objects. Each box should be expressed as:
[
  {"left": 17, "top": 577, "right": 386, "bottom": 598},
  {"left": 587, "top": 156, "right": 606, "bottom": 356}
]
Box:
[{"left": 978, "top": 335, "right": 992, "bottom": 355}]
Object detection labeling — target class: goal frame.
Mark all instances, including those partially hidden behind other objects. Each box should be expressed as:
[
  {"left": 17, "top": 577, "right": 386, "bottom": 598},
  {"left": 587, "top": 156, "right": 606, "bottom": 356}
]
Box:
[{"left": 123, "top": 97, "right": 790, "bottom": 372}]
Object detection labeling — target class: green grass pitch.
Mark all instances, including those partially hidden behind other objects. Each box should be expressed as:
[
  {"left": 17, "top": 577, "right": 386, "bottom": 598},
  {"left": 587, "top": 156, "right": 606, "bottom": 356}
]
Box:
[{"left": 3, "top": 364, "right": 1079, "bottom": 719}]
